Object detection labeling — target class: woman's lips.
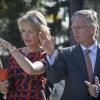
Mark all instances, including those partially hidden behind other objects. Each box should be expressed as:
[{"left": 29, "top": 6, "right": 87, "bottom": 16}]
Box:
[{"left": 24, "top": 39, "right": 31, "bottom": 42}]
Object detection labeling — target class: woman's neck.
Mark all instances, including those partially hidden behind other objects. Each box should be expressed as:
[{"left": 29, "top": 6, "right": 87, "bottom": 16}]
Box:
[
  {"left": 28, "top": 46, "right": 41, "bottom": 52},
  {"left": 22, "top": 45, "right": 42, "bottom": 55}
]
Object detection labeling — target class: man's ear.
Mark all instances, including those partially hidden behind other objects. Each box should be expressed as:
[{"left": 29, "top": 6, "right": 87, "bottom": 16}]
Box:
[{"left": 90, "top": 26, "right": 96, "bottom": 35}]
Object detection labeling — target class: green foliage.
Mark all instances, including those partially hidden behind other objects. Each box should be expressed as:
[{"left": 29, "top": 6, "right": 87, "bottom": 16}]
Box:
[
  {"left": 0, "top": 0, "right": 40, "bottom": 47},
  {"left": 0, "top": 0, "right": 69, "bottom": 48}
]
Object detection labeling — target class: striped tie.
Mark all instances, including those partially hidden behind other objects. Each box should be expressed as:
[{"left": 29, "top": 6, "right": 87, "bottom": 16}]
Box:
[{"left": 84, "top": 49, "right": 93, "bottom": 82}]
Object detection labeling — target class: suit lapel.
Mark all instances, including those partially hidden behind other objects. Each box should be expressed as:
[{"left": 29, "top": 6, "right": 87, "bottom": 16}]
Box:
[
  {"left": 94, "top": 44, "right": 100, "bottom": 78},
  {"left": 73, "top": 43, "right": 100, "bottom": 82},
  {"left": 73, "top": 44, "right": 88, "bottom": 80}
]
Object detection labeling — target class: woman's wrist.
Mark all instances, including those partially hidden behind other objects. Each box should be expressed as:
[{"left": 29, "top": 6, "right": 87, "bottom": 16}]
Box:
[
  {"left": 7, "top": 44, "right": 17, "bottom": 53},
  {"left": 9, "top": 46, "right": 17, "bottom": 53}
]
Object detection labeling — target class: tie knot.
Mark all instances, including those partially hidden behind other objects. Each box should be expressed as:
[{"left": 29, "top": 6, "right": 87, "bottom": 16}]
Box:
[{"left": 84, "top": 49, "right": 91, "bottom": 55}]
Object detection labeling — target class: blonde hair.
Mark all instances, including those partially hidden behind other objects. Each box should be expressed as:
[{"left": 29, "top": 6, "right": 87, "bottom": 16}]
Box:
[
  {"left": 71, "top": 9, "right": 99, "bottom": 38},
  {"left": 17, "top": 10, "right": 50, "bottom": 35}
]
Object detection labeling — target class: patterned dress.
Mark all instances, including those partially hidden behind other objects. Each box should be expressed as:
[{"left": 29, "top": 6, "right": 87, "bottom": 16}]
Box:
[{"left": 6, "top": 49, "right": 47, "bottom": 100}]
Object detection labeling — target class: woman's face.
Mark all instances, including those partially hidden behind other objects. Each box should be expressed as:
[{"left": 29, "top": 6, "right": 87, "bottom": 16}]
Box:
[{"left": 20, "top": 21, "right": 40, "bottom": 47}]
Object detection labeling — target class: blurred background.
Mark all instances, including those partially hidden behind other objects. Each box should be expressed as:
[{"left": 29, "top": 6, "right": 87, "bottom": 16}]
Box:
[{"left": 0, "top": 0, "right": 100, "bottom": 60}]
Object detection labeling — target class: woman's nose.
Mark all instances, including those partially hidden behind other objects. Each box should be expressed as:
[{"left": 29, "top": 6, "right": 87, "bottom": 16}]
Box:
[{"left": 24, "top": 32, "right": 29, "bottom": 37}]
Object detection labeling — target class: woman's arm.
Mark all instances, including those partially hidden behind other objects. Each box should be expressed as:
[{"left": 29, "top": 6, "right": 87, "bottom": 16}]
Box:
[
  {"left": 11, "top": 49, "right": 45, "bottom": 75},
  {"left": 0, "top": 38, "right": 45, "bottom": 75}
]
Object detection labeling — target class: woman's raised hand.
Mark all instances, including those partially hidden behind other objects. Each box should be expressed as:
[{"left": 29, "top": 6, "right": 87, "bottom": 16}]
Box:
[
  {"left": 0, "top": 38, "right": 16, "bottom": 53},
  {"left": 39, "top": 32, "right": 55, "bottom": 57},
  {"left": 0, "top": 38, "right": 10, "bottom": 48}
]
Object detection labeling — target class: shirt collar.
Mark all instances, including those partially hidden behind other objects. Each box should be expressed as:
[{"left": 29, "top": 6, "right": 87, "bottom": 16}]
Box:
[{"left": 80, "top": 41, "right": 97, "bottom": 54}]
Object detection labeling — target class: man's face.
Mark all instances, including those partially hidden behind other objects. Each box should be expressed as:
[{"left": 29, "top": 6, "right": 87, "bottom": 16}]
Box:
[{"left": 71, "top": 15, "right": 95, "bottom": 46}]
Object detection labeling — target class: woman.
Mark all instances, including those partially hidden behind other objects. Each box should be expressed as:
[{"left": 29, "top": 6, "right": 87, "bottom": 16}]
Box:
[{"left": 0, "top": 10, "right": 51, "bottom": 100}]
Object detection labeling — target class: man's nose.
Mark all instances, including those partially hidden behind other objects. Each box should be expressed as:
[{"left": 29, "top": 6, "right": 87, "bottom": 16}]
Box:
[{"left": 72, "top": 28, "right": 79, "bottom": 34}]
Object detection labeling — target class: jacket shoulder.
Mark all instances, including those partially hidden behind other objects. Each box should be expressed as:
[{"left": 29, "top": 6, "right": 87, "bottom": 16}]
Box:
[{"left": 60, "top": 45, "right": 77, "bottom": 54}]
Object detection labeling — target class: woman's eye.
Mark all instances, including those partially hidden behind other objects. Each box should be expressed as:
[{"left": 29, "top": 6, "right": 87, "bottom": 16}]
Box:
[
  {"left": 20, "top": 30, "right": 25, "bottom": 33},
  {"left": 28, "top": 31, "right": 34, "bottom": 34}
]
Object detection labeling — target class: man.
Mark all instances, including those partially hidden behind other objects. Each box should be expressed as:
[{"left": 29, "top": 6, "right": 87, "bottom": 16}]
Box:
[{"left": 39, "top": 9, "right": 100, "bottom": 100}]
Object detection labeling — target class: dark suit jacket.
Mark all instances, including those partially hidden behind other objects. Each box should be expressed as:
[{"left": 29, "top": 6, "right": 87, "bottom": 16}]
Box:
[{"left": 45, "top": 44, "right": 100, "bottom": 100}]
